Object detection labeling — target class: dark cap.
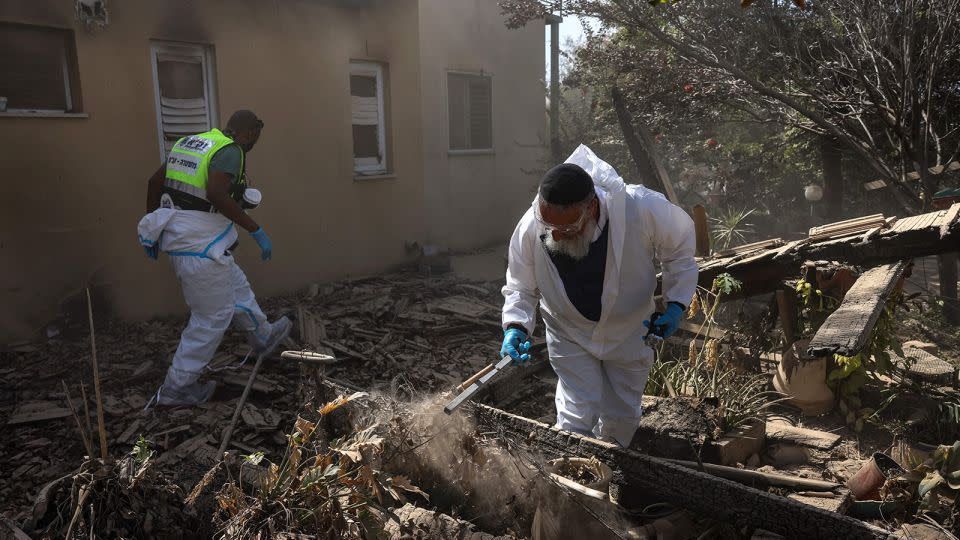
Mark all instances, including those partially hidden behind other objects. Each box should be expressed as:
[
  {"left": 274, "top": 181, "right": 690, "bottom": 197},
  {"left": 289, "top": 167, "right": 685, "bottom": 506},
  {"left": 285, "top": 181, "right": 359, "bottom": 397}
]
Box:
[
  {"left": 539, "top": 163, "right": 594, "bottom": 205},
  {"left": 226, "top": 110, "right": 263, "bottom": 132}
]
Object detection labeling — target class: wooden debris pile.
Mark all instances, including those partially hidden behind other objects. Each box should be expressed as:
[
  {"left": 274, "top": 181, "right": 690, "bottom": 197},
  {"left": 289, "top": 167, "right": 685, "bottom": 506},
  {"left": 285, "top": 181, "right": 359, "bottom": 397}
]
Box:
[
  {"left": 269, "top": 273, "right": 523, "bottom": 391},
  {"left": 691, "top": 204, "right": 960, "bottom": 300},
  {"left": 0, "top": 270, "right": 524, "bottom": 526},
  {"left": 25, "top": 442, "right": 196, "bottom": 539}
]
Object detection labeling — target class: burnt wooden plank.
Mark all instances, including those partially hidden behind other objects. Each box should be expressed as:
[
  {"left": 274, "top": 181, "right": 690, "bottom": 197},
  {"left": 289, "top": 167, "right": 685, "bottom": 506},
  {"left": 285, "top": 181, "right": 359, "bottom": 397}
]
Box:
[
  {"left": 715, "top": 238, "right": 784, "bottom": 258},
  {"left": 941, "top": 203, "right": 960, "bottom": 239},
  {"left": 727, "top": 249, "right": 776, "bottom": 269},
  {"left": 920, "top": 210, "right": 943, "bottom": 231},
  {"left": 677, "top": 207, "right": 959, "bottom": 302},
  {"left": 772, "top": 238, "right": 808, "bottom": 259},
  {"left": 766, "top": 422, "right": 841, "bottom": 450},
  {"left": 308, "top": 376, "right": 893, "bottom": 539},
  {"left": 911, "top": 212, "right": 933, "bottom": 232},
  {"left": 471, "top": 404, "right": 895, "bottom": 540},
  {"left": 889, "top": 213, "right": 924, "bottom": 233},
  {"left": 807, "top": 261, "right": 908, "bottom": 357}
]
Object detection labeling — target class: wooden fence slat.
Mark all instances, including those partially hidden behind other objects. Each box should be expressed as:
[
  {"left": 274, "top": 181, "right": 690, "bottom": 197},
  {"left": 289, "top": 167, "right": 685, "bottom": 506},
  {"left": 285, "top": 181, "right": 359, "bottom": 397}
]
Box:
[{"left": 807, "top": 261, "right": 908, "bottom": 357}]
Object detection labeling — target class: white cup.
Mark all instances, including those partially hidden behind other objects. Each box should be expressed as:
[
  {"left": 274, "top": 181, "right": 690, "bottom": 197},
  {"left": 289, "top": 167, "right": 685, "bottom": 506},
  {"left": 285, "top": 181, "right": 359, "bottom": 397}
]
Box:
[{"left": 243, "top": 188, "right": 262, "bottom": 208}]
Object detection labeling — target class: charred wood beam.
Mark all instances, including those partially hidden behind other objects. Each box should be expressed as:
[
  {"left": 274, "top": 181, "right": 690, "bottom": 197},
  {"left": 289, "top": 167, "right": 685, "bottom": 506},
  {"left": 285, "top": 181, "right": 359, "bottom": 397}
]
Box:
[
  {"left": 309, "top": 376, "right": 893, "bottom": 539},
  {"left": 471, "top": 405, "right": 895, "bottom": 540},
  {"left": 807, "top": 261, "right": 910, "bottom": 356},
  {"left": 672, "top": 207, "right": 960, "bottom": 301},
  {"left": 807, "top": 261, "right": 908, "bottom": 357}
]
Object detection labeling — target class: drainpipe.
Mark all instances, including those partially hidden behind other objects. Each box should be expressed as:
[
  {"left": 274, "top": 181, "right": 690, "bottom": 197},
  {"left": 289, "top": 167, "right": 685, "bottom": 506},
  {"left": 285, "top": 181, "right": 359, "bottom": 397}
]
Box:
[{"left": 546, "top": 12, "right": 562, "bottom": 162}]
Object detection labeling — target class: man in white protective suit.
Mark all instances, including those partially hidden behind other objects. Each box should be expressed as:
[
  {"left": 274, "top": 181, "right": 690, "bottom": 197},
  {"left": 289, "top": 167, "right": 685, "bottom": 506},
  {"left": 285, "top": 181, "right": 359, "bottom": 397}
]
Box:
[
  {"left": 500, "top": 145, "right": 698, "bottom": 447},
  {"left": 138, "top": 110, "right": 292, "bottom": 407}
]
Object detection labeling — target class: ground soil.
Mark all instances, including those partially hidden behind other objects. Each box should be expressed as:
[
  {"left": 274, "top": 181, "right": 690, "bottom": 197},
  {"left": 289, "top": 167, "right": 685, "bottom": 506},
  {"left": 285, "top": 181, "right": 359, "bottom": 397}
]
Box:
[{"left": 631, "top": 397, "right": 723, "bottom": 457}]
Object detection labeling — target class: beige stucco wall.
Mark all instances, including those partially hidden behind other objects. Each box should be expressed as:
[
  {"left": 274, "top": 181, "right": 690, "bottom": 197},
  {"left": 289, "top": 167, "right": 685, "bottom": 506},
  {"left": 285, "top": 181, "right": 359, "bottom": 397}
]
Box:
[
  {"left": 417, "top": 0, "right": 546, "bottom": 251},
  {"left": 0, "top": 0, "right": 426, "bottom": 342}
]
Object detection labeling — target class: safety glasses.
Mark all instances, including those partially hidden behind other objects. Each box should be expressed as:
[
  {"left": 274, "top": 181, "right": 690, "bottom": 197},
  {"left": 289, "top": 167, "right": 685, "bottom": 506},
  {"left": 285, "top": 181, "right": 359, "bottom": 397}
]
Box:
[{"left": 534, "top": 194, "right": 596, "bottom": 236}]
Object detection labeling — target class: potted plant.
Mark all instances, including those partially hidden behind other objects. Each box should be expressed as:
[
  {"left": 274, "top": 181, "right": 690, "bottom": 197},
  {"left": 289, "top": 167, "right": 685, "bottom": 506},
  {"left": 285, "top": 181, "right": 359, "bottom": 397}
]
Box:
[{"left": 771, "top": 265, "right": 848, "bottom": 415}]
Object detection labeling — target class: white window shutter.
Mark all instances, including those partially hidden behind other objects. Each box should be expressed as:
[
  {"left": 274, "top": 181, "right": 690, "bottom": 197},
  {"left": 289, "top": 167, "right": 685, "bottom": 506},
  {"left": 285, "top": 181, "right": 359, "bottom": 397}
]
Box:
[
  {"left": 151, "top": 43, "right": 216, "bottom": 160},
  {"left": 448, "top": 73, "right": 492, "bottom": 151},
  {"left": 351, "top": 96, "right": 380, "bottom": 125},
  {"left": 350, "top": 62, "right": 387, "bottom": 175}
]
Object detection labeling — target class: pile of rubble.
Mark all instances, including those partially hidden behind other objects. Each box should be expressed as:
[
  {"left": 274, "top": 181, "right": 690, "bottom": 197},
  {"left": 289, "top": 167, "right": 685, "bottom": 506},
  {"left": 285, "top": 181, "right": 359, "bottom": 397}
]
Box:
[
  {"left": 3, "top": 247, "right": 960, "bottom": 538},
  {"left": 0, "top": 268, "right": 526, "bottom": 529}
]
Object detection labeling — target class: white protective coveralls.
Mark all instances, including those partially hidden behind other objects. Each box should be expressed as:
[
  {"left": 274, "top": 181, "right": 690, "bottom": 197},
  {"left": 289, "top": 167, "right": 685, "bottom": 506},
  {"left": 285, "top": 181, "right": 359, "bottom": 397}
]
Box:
[
  {"left": 138, "top": 197, "right": 275, "bottom": 404},
  {"left": 501, "top": 145, "right": 698, "bottom": 446}
]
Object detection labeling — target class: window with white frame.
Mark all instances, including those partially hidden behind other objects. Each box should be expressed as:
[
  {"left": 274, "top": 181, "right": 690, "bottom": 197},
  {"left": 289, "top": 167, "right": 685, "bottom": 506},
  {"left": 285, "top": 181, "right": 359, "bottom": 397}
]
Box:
[
  {"left": 149, "top": 42, "right": 218, "bottom": 160},
  {"left": 448, "top": 72, "right": 492, "bottom": 151},
  {"left": 350, "top": 61, "right": 387, "bottom": 175},
  {"left": 0, "top": 23, "right": 82, "bottom": 113}
]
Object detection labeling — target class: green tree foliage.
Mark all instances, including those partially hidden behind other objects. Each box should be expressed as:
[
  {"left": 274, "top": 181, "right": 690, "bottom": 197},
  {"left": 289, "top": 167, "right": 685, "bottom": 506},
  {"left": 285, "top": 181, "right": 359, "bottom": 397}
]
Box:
[{"left": 503, "top": 0, "right": 960, "bottom": 212}]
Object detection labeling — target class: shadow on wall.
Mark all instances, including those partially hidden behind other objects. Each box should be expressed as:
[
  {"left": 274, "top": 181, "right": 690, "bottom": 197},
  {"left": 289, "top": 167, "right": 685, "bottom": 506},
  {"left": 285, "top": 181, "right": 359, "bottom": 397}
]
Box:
[{"left": 1, "top": 265, "right": 115, "bottom": 346}]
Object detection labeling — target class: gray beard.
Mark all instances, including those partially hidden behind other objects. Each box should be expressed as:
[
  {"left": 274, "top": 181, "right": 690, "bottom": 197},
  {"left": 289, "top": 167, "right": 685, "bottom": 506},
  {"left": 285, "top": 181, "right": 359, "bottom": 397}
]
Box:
[{"left": 544, "top": 220, "right": 595, "bottom": 260}]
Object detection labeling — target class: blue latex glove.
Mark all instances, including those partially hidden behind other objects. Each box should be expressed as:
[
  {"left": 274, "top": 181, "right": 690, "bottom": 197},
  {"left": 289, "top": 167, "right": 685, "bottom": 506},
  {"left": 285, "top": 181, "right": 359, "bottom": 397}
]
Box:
[
  {"left": 143, "top": 244, "right": 158, "bottom": 260},
  {"left": 500, "top": 327, "right": 532, "bottom": 366},
  {"left": 643, "top": 303, "right": 684, "bottom": 339},
  {"left": 250, "top": 227, "right": 272, "bottom": 261}
]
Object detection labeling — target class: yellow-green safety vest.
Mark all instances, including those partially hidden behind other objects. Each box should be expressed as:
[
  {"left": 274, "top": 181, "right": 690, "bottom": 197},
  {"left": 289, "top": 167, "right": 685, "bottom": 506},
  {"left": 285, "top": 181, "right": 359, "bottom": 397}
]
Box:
[{"left": 163, "top": 128, "right": 245, "bottom": 203}]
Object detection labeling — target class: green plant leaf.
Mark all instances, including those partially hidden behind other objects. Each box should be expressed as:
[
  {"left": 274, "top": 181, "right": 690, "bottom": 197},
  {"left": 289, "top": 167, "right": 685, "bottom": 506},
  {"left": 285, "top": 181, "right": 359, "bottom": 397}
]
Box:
[
  {"left": 323, "top": 464, "right": 340, "bottom": 479},
  {"left": 918, "top": 471, "right": 944, "bottom": 498},
  {"left": 300, "top": 466, "right": 324, "bottom": 488},
  {"left": 939, "top": 441, "right": 960, "bottom": 489},
  {"left": 874, "top": 351, "right": 892, "bottom": 373},
  {"left": 843, "top": 370, "right": 867, "bottom": 394},
  {"left": 133, "top": 435, "right": 153, "bottom": 465},
  {"left": 245, "top": 451, "right": 265, "bottom": 466},
  {"left": 712, "top": 272, "right": 743, "bottom": 296},
  {"left": 709, "top": 209, "right": 756, "bottom": 251}
]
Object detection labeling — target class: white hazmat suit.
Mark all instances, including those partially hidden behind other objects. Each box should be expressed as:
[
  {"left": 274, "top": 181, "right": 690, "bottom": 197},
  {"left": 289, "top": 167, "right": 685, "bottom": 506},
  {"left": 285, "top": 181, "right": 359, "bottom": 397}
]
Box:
[
  {"left": 501, "top": 145, "right": 698, "bottom": 446},
  {"left": 138, "top": 197, "right": 278, "bottom": 406}
]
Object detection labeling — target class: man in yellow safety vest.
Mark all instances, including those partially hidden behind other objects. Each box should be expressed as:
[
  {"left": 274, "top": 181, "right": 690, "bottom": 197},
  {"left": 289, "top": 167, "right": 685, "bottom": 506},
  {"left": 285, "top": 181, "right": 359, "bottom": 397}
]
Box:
[{"left": 138, "top": 110, "right": 291, "bottom": 407}]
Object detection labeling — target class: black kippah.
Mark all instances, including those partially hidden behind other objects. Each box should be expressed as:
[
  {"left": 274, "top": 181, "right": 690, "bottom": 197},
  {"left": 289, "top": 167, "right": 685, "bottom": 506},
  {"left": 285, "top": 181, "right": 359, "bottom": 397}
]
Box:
[{"left": 539, "top": 163, "right": 594, "bottom": 205}]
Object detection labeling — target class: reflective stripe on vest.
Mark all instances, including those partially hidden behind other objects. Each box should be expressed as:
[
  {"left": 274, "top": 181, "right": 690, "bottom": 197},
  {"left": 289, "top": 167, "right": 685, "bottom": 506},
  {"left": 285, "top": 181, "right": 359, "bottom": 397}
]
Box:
[
  {"left": 163, "top": 128, "right": 244, "bottom": 201},
  {"left": 163, "top": 178, "right": 207, "bottom": 200}
]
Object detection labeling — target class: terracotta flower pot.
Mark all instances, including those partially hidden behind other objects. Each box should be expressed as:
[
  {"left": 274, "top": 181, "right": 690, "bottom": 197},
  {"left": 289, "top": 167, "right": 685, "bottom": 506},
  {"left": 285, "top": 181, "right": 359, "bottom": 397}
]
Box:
[
  {"left": 772, "top": 339, "right": 835, "bottom": 415},
  {"left": 846, "top": 453, "right": 904, "bottom": 501}
]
